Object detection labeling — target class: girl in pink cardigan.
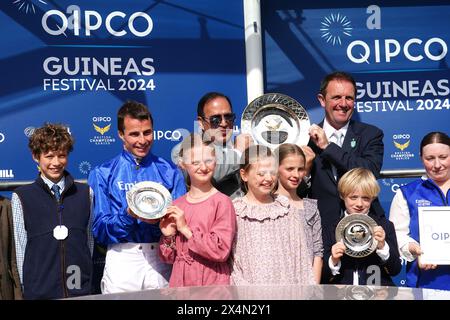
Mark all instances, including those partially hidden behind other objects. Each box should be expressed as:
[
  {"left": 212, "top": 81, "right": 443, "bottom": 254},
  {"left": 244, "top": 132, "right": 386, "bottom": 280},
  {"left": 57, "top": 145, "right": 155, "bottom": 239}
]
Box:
[{"left": 159, "top": 134, "right": 236, "bottom": 287}]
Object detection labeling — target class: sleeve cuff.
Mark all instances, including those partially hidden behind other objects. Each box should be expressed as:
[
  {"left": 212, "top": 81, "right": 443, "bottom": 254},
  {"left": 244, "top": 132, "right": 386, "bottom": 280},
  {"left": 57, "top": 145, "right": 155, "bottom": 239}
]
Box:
[
  {"left": 376, "top": 242, "right": 390, "bottom": 261},
  {"left": 328, "top": 256, "right": 341, "bottom": 275},
  {"left": 162, "top": 235, "right": 176, "bottom": 249}
]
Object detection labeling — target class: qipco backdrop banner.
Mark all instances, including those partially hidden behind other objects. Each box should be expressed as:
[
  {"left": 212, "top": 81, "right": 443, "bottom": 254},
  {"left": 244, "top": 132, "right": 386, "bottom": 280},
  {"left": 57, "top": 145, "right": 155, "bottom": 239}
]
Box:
[
  {"left": 262, "top": 0, "right": 449, "bottom": 207},
  {"left": 262, "top": 0, "right": 449, "bottom": 286},
  {"left": 0, "top": 0, "right": 247, "bottom": 183}
]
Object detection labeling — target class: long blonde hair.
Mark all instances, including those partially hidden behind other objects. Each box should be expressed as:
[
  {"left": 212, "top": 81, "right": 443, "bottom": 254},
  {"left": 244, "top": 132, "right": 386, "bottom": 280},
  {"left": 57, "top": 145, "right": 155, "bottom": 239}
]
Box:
[{"left": 274, "top": 143, "right": 306, "bottom": 167}]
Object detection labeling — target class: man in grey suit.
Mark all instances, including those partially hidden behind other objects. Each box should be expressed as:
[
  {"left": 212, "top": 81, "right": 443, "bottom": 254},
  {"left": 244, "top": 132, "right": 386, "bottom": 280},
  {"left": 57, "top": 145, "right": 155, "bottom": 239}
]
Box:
[
  {"left": 304, "top": 71, "right": 385, "bottom": 230},
  {"left": 172, "top": 92, "right": 252, "bottom": 198}
]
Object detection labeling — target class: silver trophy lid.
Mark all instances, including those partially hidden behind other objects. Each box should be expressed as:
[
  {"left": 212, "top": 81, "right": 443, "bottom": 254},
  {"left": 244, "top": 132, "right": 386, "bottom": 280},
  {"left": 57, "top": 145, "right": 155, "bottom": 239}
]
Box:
[{"left": 241, "top": 93, "right": 310, "bottom": 149}]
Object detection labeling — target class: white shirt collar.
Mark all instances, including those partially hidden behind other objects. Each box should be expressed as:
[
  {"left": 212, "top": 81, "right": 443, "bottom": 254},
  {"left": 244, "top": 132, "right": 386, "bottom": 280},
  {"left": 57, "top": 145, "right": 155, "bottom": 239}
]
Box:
[
  {"left": 323, "top": 118, "right": 349, "bottom": 140},
  {"left": 344, "top": 210, "right": 369, "bottom": 217},
  {"left": 41, "top": 174, "right": 65, "bottom": 192}
]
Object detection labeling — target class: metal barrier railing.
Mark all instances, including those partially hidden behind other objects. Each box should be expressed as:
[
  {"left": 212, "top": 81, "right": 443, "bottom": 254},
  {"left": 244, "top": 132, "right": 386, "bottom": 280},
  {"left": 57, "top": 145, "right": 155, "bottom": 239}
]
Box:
[
  {"left": 0, "top": 168, "right": 426, "bottom": 192},
  {"left": 379, "top": 168, "right": 426, "bottom": 179}
]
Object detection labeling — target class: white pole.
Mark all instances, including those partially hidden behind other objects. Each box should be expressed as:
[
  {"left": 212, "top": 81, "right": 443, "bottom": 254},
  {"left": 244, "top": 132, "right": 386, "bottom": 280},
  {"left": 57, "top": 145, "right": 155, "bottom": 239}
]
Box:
[{"left": 243, "top": 0, "right": 264, "bottom": 104}]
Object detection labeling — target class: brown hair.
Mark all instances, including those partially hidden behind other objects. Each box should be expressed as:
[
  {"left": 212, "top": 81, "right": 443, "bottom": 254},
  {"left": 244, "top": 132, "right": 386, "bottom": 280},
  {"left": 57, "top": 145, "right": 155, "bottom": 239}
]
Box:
[
  {"left": 338, "top": 168, "right": 380, "bottom": 200},
  {"left": 275, "top": 143, "right": 306, "bottom": 167},
  {"left": 319, "top": 71, "right": 356, "bottom": 97},
  {"left": 420, "top": 131, "right": 450, "bottom": 156},
  {"left": 117, "top": 100, "right": 153, "bottom": 133},
  {"left": 239, "top": 145, "right": 275, "bottom": 192},
  {"left": 28, "top": 123, "right": 73, "bottom": 157}
]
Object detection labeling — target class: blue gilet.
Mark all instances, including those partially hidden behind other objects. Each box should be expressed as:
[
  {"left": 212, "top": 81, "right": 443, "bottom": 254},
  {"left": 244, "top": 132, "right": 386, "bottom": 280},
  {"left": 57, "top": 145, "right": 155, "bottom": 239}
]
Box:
[
  {"left": 15, "top": 173, "right": 92, "bottom": 299},
  {"left": 400, "top": 178, "right": 450, "bottom": 290}
]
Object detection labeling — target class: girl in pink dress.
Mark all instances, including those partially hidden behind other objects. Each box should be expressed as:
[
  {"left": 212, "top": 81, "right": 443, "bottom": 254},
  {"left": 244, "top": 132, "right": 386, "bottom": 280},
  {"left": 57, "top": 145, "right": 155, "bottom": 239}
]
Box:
[
  {"left": 275, "top": 143, "right": 323, "bottom": 284},
  {"left": 159, "top": 134, "right": 236, "bottom": 287},
  {"left": 231, "top": 145, "right": 315, "bottom": 285}
]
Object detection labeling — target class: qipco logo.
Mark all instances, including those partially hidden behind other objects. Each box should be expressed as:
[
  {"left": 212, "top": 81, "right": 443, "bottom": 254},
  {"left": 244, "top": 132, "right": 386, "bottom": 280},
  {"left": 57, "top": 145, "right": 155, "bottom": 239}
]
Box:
[
  {"left": 393, "top": 134, "right": 410, "bottom": 140},
  {"left": 347, "top": 38, "right": 447, "bottom": 64},
  {"left": 92, "top": 117, "right": 112, "bottom": 122},
  {"left": 42, "top": 5, "right": 154, "bottom": 37}
]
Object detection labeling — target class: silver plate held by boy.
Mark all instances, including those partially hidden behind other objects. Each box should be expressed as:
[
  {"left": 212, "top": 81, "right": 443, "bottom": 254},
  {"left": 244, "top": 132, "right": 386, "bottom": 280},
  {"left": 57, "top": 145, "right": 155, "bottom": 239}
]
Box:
[
  {"left": 335, "top": 214, "right": 378, "bottom": 258},
  {"left": 126, "top": 181, "right": 172, "bottom": 220}
]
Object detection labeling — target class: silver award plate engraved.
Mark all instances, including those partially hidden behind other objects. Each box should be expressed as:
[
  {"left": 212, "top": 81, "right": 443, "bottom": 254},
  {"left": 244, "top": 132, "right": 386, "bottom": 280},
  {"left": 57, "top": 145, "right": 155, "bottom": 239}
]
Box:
[
  {"left": 126, "top": 181, "right": 172, "bottom": 220},
  {"left": 335, "top": 214, "right": 378, "bottom": 258},
  {"left": 241, "top": 93, "right": 310, "bottom": 149},
  {"left": 53, "top": 225, "right": 68, "bottom": 240},
  {"left": 345, "top": 285, "right": 375, "bottom": 300}
]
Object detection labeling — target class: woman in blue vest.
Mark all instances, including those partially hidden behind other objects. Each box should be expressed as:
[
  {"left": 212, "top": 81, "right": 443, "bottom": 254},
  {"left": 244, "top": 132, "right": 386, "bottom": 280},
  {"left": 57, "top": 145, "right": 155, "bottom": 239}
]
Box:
[{"left": 389, "top": 131, "right": 450, "bottom": 290}]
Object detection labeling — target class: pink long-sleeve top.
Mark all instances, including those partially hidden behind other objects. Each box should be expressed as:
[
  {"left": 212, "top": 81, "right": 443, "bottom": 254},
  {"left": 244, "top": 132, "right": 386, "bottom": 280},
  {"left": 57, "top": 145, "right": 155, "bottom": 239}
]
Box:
[{"left": 159, "top": 191, "right": 236, "bottom": 287}]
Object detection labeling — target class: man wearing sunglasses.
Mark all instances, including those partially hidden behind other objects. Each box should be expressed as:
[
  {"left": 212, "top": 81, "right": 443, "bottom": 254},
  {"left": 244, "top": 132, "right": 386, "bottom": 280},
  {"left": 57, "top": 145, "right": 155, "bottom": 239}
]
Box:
[
  {"left": 197, "top": 92, "right": 236, "bottom": 146},
  {"left": 172, "top": 92, "right": 252, "bottom": 198}
]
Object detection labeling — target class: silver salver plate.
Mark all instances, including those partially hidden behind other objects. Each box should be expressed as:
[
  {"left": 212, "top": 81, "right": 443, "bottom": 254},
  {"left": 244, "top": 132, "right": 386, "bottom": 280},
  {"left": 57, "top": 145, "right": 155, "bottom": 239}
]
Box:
[
  {"left": 241, "top": 93, "right": 310, "bottom": 149},
  {"left": 344, "top": 286, "right": 375, "bottom": 300},
  {"left": 335, "top": 214, "right": 378, "bottom": 258},
  {"left": 126, "top": 181, "right": 172, "bottom": 220}
]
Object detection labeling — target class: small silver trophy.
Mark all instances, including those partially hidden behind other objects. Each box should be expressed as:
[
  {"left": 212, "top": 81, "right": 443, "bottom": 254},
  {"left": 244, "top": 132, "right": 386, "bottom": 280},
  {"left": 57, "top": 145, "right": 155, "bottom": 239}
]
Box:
[
  {"left": 344, "top": 285, "right": 376, "bottom": 300},
  {"left": 335, "top": 214, "right": 378, "bottom": 258},
  {"left": 241, "top": 93, "right": 310, "bottom": 149},
  {"left": 126, "top": 181, "right": 172, "bottom": 220}
]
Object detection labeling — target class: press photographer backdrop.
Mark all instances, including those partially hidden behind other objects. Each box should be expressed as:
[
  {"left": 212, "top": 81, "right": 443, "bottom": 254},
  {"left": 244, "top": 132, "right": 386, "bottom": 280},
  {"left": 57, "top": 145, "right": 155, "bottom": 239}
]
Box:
[{"left": 1, "top": 1, "right": 449, "bottom": 288}]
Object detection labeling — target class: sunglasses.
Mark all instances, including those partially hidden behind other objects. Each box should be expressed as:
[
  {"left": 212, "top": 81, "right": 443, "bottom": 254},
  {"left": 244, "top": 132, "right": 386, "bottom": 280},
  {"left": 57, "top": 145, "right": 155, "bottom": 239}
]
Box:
[{"left": 202, "top": 113, "right": 236, "bottom": 128}]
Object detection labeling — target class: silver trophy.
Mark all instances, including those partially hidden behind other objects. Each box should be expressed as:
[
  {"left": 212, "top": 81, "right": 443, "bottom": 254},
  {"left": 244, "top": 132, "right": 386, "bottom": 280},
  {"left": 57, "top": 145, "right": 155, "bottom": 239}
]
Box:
[
  {"left": 335, "top": 214, "right": 378, "bottom": 258},
  {"left": 241, "top": 93, "right": 310, "bottom": 149},
  {"left": 126, "top": 181, "right": 172, "bottom": 220},
  {"left": 344, "top": 286, "right": 375, "bottom": 300}
]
